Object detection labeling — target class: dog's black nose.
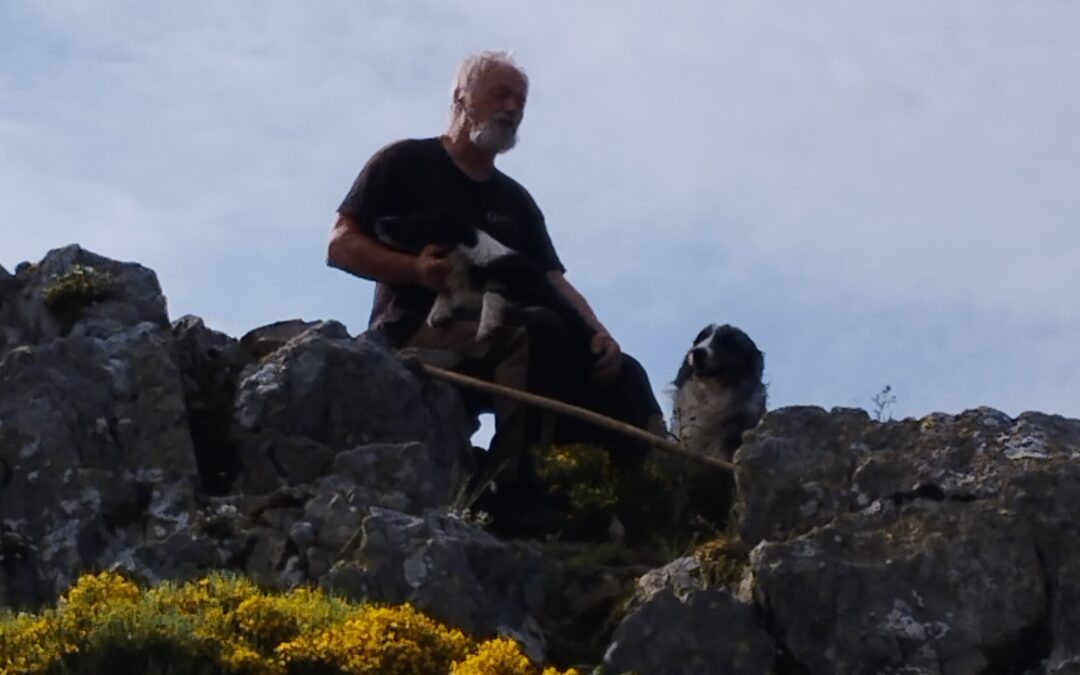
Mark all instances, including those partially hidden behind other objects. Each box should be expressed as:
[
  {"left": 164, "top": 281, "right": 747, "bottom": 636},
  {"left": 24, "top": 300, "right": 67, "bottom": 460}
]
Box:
[{"left": 690, "top": 347, "right": 708, "bottom": 369}]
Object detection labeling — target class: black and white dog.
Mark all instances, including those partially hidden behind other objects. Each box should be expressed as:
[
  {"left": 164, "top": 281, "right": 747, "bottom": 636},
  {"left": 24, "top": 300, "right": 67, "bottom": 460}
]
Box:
[
  {"left": 375, "top": 210, "right": 587, "bottom": 340},
  {"left": 671, "top": 324, "right": 767, "bottom": 461}
]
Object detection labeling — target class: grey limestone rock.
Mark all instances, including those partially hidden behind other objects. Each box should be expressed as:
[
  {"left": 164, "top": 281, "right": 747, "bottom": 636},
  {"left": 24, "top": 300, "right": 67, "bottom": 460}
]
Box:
[
  {"left": 0, "top": 321, "right": 199, "bottom": 604},
  {"left": 232, "top": 321, "right": 473, "bottom": 499},
  {"left": 734, "top": 405, "right": 1080, "bottom": 673},
  {"left": 601, "top": 588, "right": 774, "bottom": 675},
  {"left": 321, "top": 506, "right": 549, "bottom": 661}
]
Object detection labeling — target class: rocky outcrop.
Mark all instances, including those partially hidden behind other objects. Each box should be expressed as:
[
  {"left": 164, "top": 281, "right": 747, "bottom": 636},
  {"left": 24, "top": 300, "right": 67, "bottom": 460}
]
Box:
[
  {"left": 3, "top": 245, "right": 1080, "bottom": 674},
  {"left": 0, "top": 247, "right": 196, "bottom": 607},
  {"left": 322, "top": 507, "right": 549, "bottom": 660},
  {"left": 0, "top": 245, "right": 525, "bottom": 646},
  {"left": 601, "top": 588, "right": 774, "bottom": 675},
  {"left": 733, "top": 406, "right": 1080, "bottom": 673},
  {"left": 230, "top": 320, "right": 472, "bottom": 497}
]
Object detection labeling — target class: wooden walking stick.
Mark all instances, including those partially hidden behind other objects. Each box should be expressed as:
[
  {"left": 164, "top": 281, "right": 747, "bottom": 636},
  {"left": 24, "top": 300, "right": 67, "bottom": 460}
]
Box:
[{"left": 416, "top": 361, "right": 735, "bottom": 473}]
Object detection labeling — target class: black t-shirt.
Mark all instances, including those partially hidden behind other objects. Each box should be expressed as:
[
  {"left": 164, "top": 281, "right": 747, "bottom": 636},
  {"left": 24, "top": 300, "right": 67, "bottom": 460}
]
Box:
[{"left": 338, "top": 137, "right": 565, "bottom": 342}]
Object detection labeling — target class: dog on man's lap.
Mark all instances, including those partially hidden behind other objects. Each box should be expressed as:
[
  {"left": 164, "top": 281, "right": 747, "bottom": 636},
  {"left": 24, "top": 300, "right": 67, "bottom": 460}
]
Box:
[{"left": 671, "top": 323, "right": 766, "bottom": 463}]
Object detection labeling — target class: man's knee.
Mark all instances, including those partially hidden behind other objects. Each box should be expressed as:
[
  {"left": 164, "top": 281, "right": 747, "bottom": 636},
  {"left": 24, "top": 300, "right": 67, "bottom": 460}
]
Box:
[
  {"left": 514, "top": 306, "right": 569, "bottom": 350},
  {"left": 607, "top": 352, "right": 664, "bottom": 427},
  {"left": 617, "top": 353, "right": 653, "bottom": 390}
]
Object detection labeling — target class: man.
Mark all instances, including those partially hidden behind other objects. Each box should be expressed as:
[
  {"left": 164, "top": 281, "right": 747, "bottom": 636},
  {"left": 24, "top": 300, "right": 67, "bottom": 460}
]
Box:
[{"left": 327, "top": 50, "right": 662, "bottom": 494}]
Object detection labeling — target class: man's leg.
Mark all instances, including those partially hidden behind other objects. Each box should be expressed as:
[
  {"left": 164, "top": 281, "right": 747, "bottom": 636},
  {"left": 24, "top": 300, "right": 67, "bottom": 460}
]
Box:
[
  {"left": 402, "top": 306, "right": 575, "bottom": 486},
  {"left": 554, "top": 353, "right": 666, "bottom": 465}
]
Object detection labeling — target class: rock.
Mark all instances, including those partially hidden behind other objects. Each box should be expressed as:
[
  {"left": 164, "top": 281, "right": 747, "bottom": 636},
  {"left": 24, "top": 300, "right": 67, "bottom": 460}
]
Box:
[
  {"left": 321, "top": 507, "right": 549, "bottom": 661},
  {"left": 751, "top": 501, "right": 1046, "bottom": 674},
  {"left": 232, "top": 322, "right": 473, "bottom": 498},
  {"left": 601, "top": 589, "right": 774, "bottom": 675},
  {"left": 238, "top": 434, "right": 337, "bottom": 494},
  {"left": 9, "top": 245, "right": 1080, "bottom": 674},
  {"left": 239, "top": 319, "right": 322, "bottom": 360},
  {"left": 329, "top": 441, "right": 461, "bottom": 514},
  {"left": 172, "top": 315, "right": 253, "bottom": 494},
  {"left": 0, "top": 263, "right": 21, "bottom": 357},
  {"left": 735, "top": 405, "right": 869, "bottom": 546},
  {"left": 0, "top": 322, "right": 199, "bottom": 604},
  {"left": 735, "top": 405, "right": 1080, "bottom": 671},
  {"left": 20, "top": 244, "right": 168, "bottom": 339},
  {"left": 632, "top": 556, "right": 706, "bottom": 606}
]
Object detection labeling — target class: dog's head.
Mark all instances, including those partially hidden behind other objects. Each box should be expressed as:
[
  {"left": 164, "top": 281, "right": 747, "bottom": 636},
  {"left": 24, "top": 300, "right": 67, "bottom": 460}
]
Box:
[
  {"left": 680, "top": 323, "right": 764, "bottom": 387},
  {"left": 374, "top": 210, "right": 478, "bottom": 253}
]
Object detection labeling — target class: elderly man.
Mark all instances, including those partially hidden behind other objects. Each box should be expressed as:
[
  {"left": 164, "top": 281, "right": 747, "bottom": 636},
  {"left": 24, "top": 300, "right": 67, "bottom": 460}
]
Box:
[{"left": 327, "top": 50, "right": 662, "bottom": 500}]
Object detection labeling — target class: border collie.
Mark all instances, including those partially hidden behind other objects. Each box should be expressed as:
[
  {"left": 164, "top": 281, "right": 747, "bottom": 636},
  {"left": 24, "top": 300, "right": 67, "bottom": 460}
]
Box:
[
  {"left": 671, "top": 324, "right": 766, "bottom": 461},
  {"left": 375, "top": 211, "right": 586, "bottom": 341}
]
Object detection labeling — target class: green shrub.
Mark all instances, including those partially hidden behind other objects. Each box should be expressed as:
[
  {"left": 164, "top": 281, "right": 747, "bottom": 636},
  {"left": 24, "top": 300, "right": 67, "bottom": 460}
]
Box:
[
  {"left": 41, "top": 264, "right": 116, "bottom": 310},
  {"left": 0, "top": 571, "right": 577, "bottom": 675}
]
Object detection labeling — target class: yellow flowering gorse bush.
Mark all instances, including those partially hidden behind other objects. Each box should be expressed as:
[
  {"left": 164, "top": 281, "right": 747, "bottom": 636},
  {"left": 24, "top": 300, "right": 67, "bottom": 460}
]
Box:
[
  {"left": 532, "top": 443, "right": 617, "bottom": 513},
  {"left": 0, "top": 571, "right": 579, "bottom": 675}
]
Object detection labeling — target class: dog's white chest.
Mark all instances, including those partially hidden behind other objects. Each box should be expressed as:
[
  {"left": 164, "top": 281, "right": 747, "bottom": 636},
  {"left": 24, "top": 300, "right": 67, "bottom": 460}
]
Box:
[
  {"left": 464, "top": 231, "right": 512, "bottom": 265},
  {"left": 672, "top": 377, "right": 765, "bottom": 459},
  {"left": 673, "top": 379, "right": 735, "bottom": 440}
]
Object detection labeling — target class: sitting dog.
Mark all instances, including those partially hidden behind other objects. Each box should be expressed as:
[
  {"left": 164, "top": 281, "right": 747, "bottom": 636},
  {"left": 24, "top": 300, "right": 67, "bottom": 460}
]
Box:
[
  {"left": 671, "top": 324, "right": 767, "bottom": 461},
  {"left": 375, "top": 210, "right": 588, "bottom": 341}
]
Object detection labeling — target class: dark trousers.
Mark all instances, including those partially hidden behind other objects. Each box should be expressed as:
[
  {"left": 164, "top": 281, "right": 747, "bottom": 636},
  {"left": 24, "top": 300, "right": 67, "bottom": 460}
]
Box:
[{"left": 399, "top": 306, "right": 664, "bottom": 485}]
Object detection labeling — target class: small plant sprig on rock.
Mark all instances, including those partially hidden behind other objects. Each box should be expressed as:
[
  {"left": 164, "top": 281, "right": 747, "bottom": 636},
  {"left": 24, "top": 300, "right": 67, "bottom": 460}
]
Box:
[{"left": 871, "top": 384, "right": 898, "bottom": 422}]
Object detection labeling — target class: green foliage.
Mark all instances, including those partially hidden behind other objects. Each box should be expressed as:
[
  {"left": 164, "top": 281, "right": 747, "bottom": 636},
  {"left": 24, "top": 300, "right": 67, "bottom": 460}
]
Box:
[
  {"left": 693, "top": 530, "right": 751, "bottom": 593},
  {"left": 0, "top": 571, "right": 578, "bottom": 675},
  {"left": 532, "top": 443, "right": 618, "bottom": 523},
  {"left": 616, "top": 449, "right": 733, "bottom": 556},
  {"left": 522, "top": 440, "right": 735, "bottom": 556},
  {"left": 41, "top": 264, "right": 117, "bottom": 310}
]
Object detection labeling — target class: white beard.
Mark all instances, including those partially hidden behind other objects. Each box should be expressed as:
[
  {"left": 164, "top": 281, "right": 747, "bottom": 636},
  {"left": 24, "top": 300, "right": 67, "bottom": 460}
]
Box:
[{"left": 468, "top": 116, "right": 519, "bottom": 154}]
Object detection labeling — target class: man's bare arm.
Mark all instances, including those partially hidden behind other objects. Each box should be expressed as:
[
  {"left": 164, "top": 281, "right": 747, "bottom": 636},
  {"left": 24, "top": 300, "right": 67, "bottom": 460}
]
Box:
[
  {"left": 547, "top": 271, "right": 622, "bottom": 382},
  {"left": 327, "top": 213, "right": 449, "bottom": 290},
  {"left": 546, "top": 271, "right": 609, "bottom": 335}
]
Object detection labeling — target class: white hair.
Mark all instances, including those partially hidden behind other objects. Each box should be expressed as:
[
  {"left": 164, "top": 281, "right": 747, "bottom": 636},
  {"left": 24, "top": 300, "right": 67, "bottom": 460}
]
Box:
[{"left": 450, "top": 50, "right": 528, "bottom": 117}]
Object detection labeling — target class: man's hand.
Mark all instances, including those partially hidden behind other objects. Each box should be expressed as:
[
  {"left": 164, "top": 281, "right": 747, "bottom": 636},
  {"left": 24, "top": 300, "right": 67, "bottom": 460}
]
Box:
[
  {"left": 590, "top": 332, "right": 623, "bottom": 385},
  {"left": 416, "top": 244, "right": 452, "bottom": 291}
]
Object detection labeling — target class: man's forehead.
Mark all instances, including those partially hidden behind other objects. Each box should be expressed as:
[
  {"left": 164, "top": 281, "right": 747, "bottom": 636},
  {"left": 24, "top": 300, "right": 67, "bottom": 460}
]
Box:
[{"left": 479, "top": 64, "right": 527, "bottom": 92}]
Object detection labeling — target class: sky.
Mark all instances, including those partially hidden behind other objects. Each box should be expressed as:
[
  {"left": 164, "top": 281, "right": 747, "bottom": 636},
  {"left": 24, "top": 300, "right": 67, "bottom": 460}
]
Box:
[{"left": 2, "top": 0, "right": 1078, "bottom": 430}]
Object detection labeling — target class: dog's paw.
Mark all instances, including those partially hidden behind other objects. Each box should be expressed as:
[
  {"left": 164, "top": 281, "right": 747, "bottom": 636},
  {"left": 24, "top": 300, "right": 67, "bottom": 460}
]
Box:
[
  {"left": 427, "top": 299, "right": 453, "bottom": 326},
  {"left": 476, "top": 319, "right": 500, "bottom": 341},
  {"left": 427, "top": 311, "right": 451, "bottom": 327},
  {"left": 476, "top": 291, "right": 506, "bottom": 341}
]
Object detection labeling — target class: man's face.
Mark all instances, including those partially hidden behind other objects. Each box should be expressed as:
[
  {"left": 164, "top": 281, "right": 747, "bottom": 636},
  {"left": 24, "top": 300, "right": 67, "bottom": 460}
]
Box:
[{"left": 461, "top": 64, "right": 528, "bottom": 154}]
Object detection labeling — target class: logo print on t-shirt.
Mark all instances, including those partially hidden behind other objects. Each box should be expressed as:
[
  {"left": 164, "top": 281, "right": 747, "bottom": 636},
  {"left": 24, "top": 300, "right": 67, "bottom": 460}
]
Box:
[{"left": 486, "top": 211, "right": 515, "bottom": 226}]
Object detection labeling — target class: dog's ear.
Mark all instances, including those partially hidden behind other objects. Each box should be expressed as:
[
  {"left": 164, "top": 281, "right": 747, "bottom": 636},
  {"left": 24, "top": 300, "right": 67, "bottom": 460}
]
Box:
[
  {"left": 673, "top": 358, "right": 695, "bottom": 388},
  {"left": 730, "top": 328, "right": 765, "bottom": 379},
  {"left": 692, "top": 323, "right": 716, "bottom": 346}
]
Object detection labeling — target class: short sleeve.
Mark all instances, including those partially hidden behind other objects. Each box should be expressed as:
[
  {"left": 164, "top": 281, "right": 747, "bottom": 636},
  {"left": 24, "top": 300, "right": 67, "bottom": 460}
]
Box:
[
  {"left": 521, "top": 191, "right": 565, "bottom": 274},
  {"left": 337, "top": 142, "right": 402, "bottom": 237},
  {"left": 532, "top": 213, "right": 565, "bottom": 274}
]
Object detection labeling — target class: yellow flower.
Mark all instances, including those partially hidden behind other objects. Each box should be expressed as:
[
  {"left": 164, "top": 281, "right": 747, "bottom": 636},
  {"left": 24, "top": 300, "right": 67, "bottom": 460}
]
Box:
[
  {"left": 450, "top": 637, "right": 582, "bottom": 675},
  {"left": 2, "top": 573, "right": 578, "bottom": 675},
  {"left": 278, "top": 603, "right": 473, "bottom": 674}
]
